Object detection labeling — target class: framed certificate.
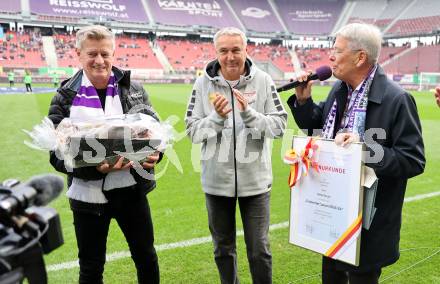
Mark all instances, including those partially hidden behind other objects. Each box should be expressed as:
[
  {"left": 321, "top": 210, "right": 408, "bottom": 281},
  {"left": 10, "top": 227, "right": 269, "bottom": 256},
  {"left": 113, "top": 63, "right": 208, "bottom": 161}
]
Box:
[{"left": 288, "top": 136, "right": 364, "bottom": 266}]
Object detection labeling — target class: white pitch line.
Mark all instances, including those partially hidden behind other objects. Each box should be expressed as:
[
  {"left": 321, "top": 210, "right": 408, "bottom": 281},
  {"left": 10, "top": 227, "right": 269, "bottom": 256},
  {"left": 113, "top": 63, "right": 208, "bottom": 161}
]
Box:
[
  {"left": 46, "top": 191, "right": 440, "bottom": 272},
  {"left": 403, "top": 191, "right": 440, "bottom": 202},
  {"left": 379, "top": 248, "right": 440, "bottom": 282}
]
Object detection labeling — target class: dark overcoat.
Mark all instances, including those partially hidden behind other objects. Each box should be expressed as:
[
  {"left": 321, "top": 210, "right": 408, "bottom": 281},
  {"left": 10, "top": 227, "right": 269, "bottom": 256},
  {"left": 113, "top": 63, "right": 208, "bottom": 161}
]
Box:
[{"left": 287, "top": 65, "right": 425, "bottom": 272}]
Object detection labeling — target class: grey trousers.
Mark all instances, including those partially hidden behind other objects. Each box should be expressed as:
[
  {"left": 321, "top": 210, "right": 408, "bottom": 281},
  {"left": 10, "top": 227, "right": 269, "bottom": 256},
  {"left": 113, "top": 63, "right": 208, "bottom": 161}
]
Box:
[{"left": 205, "top": 192, "right": 272, "bottom": 284}]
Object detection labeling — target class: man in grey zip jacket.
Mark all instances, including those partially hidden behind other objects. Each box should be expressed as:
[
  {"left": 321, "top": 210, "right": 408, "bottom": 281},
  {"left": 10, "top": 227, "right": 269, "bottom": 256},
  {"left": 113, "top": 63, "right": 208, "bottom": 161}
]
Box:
[{"left": 185, "top": 27, "right": 287, "bottom": 284}]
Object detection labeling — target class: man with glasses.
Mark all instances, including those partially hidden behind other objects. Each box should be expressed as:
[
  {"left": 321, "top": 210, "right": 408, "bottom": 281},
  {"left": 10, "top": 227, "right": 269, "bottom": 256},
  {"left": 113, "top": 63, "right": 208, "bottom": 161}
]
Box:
[{"left": 287, "top": 23, "right": 425, "bottom": 284}]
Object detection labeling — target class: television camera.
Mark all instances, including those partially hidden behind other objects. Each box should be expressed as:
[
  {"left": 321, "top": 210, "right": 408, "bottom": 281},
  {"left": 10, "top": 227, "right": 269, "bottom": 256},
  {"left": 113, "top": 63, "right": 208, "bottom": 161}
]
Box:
[{"left": 0, "top": 174, "right": 64, "bottom": 284}]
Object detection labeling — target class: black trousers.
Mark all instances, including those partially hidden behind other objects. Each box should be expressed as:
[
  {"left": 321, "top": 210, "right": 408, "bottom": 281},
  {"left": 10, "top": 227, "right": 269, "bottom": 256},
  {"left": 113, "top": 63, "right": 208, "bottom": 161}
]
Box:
[
  {"left": 72, "top": 188, "right": 159, "bottom": 284},
  {"left": 322, "top": 257, "right": 381, "bottom": 284},
  {"left": 25, "top": 83, "right": 32, "bottom": 92}
]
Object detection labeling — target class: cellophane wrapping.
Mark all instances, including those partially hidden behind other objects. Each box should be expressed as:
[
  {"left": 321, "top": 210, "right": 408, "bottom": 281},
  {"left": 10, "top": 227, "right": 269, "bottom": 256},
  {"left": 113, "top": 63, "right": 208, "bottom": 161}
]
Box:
[{"left": 24, "top": 113, "right": 173, "bottom": 168}]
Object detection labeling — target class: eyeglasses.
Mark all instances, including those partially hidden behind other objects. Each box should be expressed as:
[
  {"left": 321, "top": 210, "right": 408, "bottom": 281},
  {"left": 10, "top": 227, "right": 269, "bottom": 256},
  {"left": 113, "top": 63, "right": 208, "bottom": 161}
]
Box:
[{"left": 330, "top": 48, "right": 363, "bottom": 57}]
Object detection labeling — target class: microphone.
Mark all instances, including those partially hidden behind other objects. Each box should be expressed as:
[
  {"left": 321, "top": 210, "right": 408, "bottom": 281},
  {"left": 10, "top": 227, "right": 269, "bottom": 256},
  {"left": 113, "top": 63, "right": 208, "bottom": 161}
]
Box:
[
  {"left": 0, "top": 174, "right": 64, "bottom": 215},
  {"left": 276, "top": 66, "right": 332, "bottom": 92},
  {"left": 26, "top": 174, "right": 64, "bottom": 206}
]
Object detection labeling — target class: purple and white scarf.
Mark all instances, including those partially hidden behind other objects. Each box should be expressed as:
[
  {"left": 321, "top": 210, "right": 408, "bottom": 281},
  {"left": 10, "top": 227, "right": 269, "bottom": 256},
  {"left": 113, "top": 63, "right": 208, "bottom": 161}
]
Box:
[
  {"left": 67, "top": 71, "right": 136, "bottom": 204},
  {"left": 322, "top": 65, "right": 377, "bottom": 141},
  {"left": 70, "top": 72, "right": 123, "bottom": 117}
]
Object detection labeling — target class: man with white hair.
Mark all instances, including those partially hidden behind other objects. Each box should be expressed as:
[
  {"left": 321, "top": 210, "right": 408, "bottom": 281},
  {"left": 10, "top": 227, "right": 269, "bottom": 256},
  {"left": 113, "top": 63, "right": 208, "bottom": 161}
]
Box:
[
  {"left": 288, "top": 23, "right": 425, "bottom": 283},
  {"left": 185, "top": 27, "right": 287, "bottom": 283}
]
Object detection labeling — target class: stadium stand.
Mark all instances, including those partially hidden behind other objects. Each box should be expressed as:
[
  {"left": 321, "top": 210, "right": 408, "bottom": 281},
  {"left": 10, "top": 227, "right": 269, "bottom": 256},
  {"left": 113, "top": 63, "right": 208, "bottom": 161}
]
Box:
[
  {"left": 247, "top": 43, "right": 293, "bottom": 72},
  {"left": 374, "top": 0, "right": 412, "bottom": 29},
  {"left": 0, "top": 31, "right": 46, "bottom": 68},
  {"left": 387, "top": 15, "right": 440, "bottom": 37},
  {"left": 54, "top": 34, "right": 77, "bottom": 68},
  {"left": 0, "top": 0, "right": 439, "bottom": 85},
  {"left": 378, "top": 46, "right": 409, "bottom": 64},
  {"left": 157, "top": 38, "right": 216, "bottom": 72},
  {"left": 383, "top": 44, "right": 440, "bottom": 74},
  {"left": 114, "top": 36, "right": 162, "bottom": 69},
  {"left": 296, "top": 47, "right": 331, "bottom": 71},
  {"left": 386, "top": 0, "right": 440, "bottom": 37}
]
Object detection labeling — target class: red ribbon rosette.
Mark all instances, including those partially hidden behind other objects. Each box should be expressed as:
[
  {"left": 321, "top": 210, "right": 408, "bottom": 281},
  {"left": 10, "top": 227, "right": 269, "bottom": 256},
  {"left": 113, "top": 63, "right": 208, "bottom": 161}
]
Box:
[{"left": 283, "top": 138, "right": 319, "bottom": 189}]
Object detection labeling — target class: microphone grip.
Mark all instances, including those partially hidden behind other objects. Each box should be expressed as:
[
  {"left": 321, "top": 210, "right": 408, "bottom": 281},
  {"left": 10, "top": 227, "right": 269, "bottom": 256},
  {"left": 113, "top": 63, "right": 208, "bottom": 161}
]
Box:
[
  {"left": 276, "top": 81, "right": 300, "bottom": 93},
  {"left": 276, "top": 73, "right": 319, "bottom": 93}
]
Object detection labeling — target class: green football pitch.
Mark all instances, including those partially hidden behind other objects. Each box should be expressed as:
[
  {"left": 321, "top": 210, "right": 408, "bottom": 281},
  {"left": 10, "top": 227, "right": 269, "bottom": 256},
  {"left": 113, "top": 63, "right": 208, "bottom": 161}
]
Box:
[{"left": 0, "top": 84, "right": 438, "bottom": 283}]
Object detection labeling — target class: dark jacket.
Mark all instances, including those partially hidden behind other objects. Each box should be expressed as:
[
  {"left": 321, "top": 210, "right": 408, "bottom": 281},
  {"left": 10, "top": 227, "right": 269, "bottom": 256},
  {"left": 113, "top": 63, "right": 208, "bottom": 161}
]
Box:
[
  {"left": 287, "top": 66, "right": 425, "bottom": 272},
  {"left": 48, "top": 66, "right": 161, "bottom": 214}
]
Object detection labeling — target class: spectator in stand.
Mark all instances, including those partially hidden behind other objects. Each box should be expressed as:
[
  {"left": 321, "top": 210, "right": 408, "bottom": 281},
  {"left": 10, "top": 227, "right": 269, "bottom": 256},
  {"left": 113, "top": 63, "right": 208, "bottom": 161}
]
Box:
[{"left": 435, "top": 86, "right": 440, "bottom": 107}]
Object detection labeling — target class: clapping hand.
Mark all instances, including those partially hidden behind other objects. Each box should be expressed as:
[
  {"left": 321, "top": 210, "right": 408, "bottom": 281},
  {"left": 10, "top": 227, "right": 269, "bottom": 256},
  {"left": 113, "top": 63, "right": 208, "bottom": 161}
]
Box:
[
  {"left": 232, "top": 89, "right": 248, "bottom": 111},
  {"left": 212, "top": 94, "right": 232, "bottom": 118}
]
